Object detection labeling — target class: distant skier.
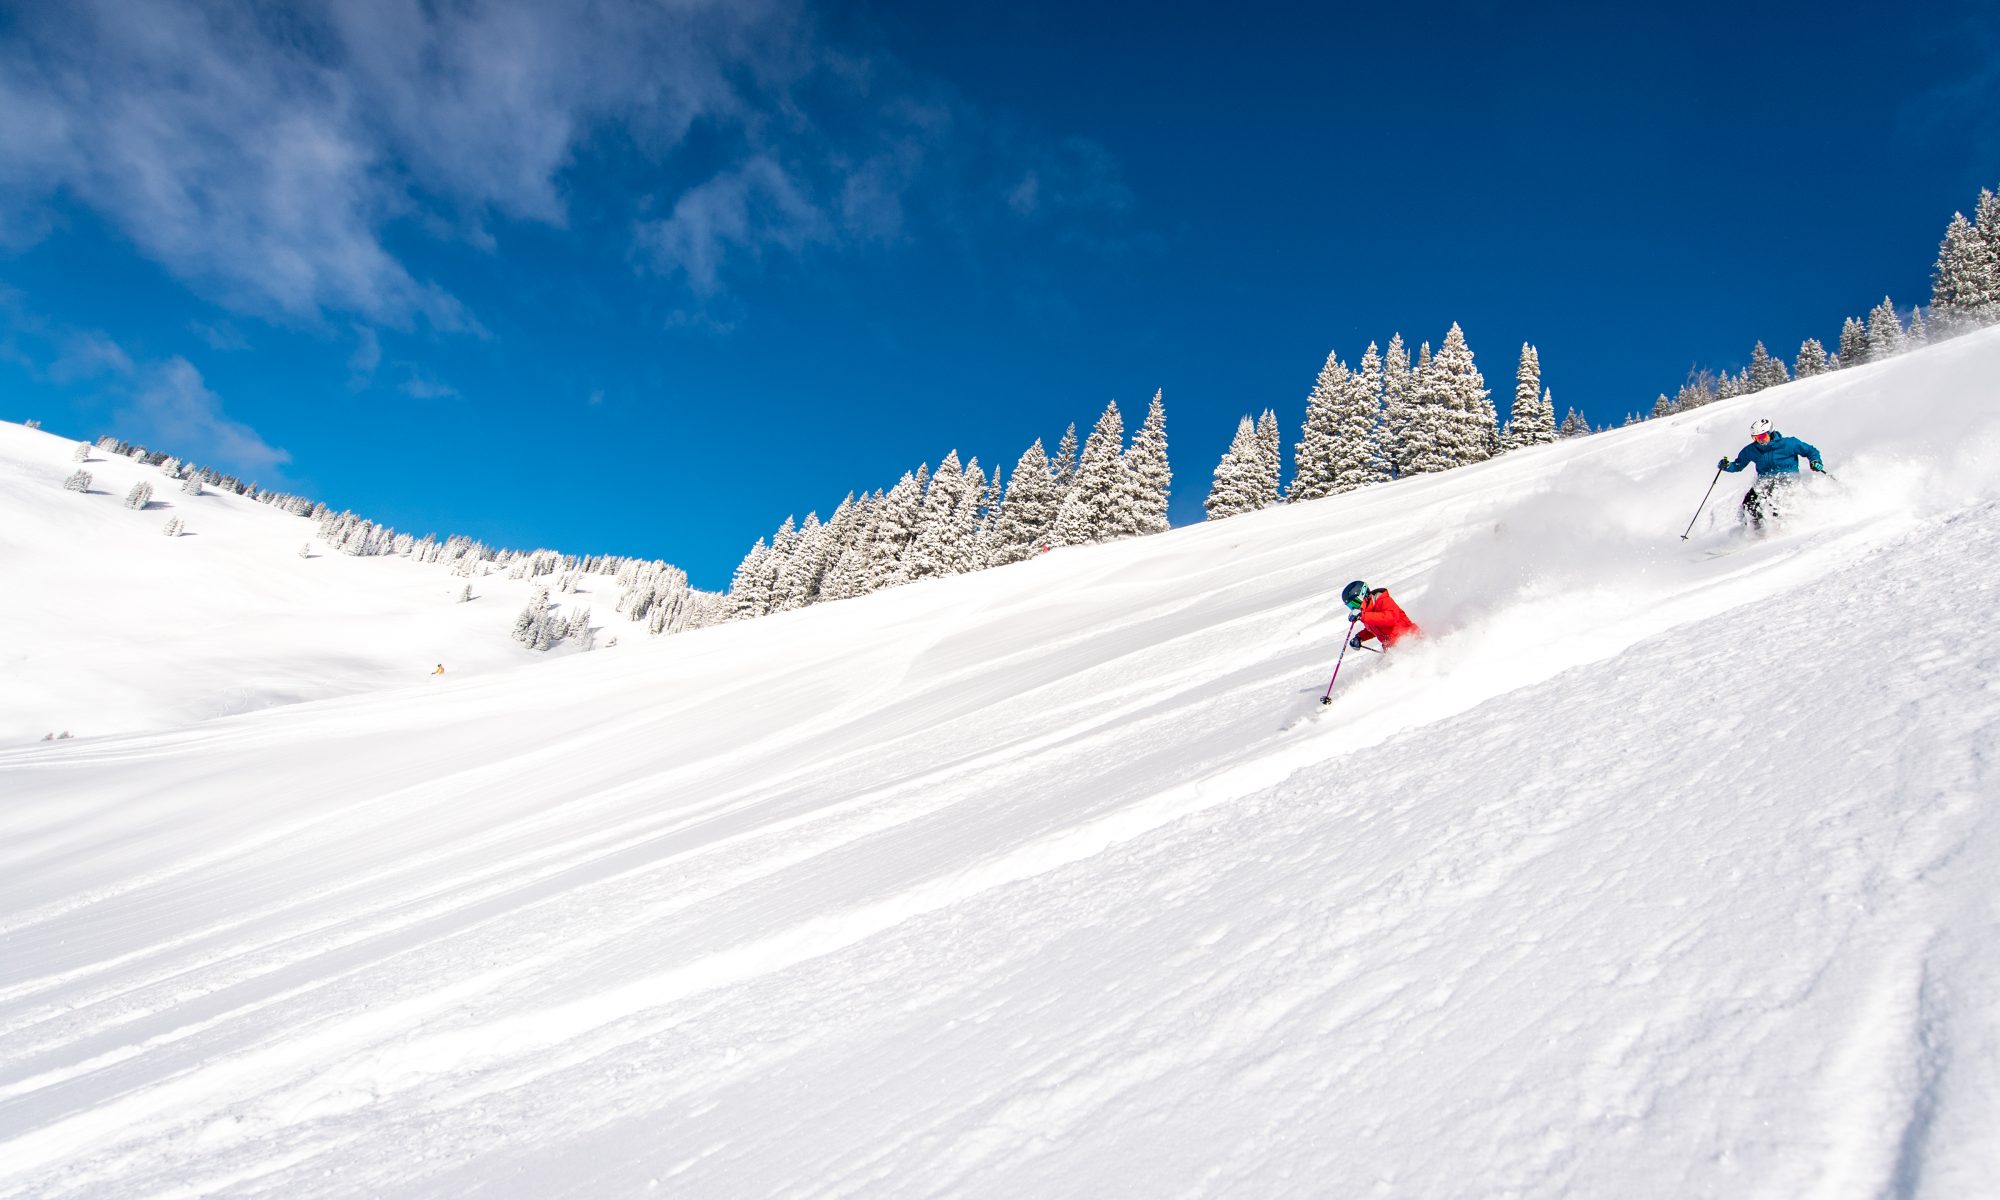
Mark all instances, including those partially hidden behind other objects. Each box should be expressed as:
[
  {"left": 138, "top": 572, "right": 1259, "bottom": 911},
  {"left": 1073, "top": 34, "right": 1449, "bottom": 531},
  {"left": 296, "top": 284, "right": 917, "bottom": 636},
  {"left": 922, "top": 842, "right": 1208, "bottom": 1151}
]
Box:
[
  {"left": 1342, "top": 580, "right": 1421, "bottom": 650},
  {"left": 1718, "top": 418, "right": 1826, "bottom": 531},
  {"left": 432, "top": 663, "right": 445, "bottom": 676}
]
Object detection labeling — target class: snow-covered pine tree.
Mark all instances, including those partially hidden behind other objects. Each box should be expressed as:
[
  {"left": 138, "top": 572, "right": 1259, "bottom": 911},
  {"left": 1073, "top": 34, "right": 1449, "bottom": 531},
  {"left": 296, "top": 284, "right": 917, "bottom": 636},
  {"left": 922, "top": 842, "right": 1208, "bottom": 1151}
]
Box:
[
  {"left": 1433, "top": 323, "right": 1494, "bottom": 466},
  {"left": 773, "top": 512, "right": 827, "bottom": 609},
  {"left": 864, "top": 471, "right": 924, "bottom": 589},
  {"left": 162, "top": 516, "right": 184, "bottom": 537},
  {"left": 1505, "top": 344, "right": 1537, "bottom": 450},
  {"left": 1252, "top": 409, "right": 1281, "bottom": 509},
  {"left": 1866, "top": 297, "right": 1905, "bottom": 360},
  {"left": 1204, "top": 415, "right": 1259, "bottom": 520},
  {"left": 971, "top": 463, "right": 1004, "bottom": 567},
  {"left": 946, "top": 460, "right": 992, "bottom": 572},
  {"left": 727, "top": 538, "right": 775, "bottom": 619},
  {"left": 72, "top": 443, "right": 90, "bottom": 462},
  {"left": 1650, "top": 393, "right": 1677, "bottom": 419},
  {"left": 1378, "top": 333, "right": 1415, "bottom": 478},
  {"left": 1400, "top": 341, "right": 1452, "bottom": 474},
  {"left": 1512, "top": 344, "right": 1557, "bottom": 447},
  {"left": 1067, "top": 399, "right": 1134, "bottom": 541},
  {"left": 1559, "top": 407, "right": 1590, "bottom": 438},
  {"left": 63, "top": 469, "right": 90, "bottom": 492},
  {"left": 1794, "top": 338, "right": 1830, "bottom": 377},
  {"left": 1052, "top": 422, "right": 1079, "bottom": 496},
  {"left": 1906, "top": 307, "right": 1929, "bottom": 348},
  {"left": 159, "top": 456, "right": 181, "bottom": 478},
  {"left": 124, "top": 482, "right": 154, "bottom": 510},
  {"left": 1748, "top": 341, "right": 1790, "bottom": 391},
  {"left": 1323, "top": 344, "right": 1388, "bottom": 493},
  {"left": 907, "top": 451, "right": 966, "bottom": 580},
  {"left": 1290, "top": 351, "right": 1346, "bottom": 501},
  {"left": 992, "top": 439, "right": 1059, "bottom": 562},
  {"left": 1838, "top": 316, "right": 1868, "bottom": 366},
  {"left": 458, "top": 583, "right": 472, "bottom": 602},
  {"left": 1931, "top": 212, "right": 1985, "bottom": 334},
  {"left": 1124, "top": 390, "right": 1171, "bottom": 534}
]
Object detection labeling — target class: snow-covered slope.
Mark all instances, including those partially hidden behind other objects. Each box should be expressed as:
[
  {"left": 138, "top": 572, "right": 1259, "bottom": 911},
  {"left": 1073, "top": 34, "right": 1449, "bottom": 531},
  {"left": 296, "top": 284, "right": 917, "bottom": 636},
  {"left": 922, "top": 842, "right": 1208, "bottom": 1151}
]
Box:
[
  {"left": 4, "top": 330, "right": 1998, "bottom": 1198},
  {"left": 0, "top": 426, "right": 606, "bottom": 744}
]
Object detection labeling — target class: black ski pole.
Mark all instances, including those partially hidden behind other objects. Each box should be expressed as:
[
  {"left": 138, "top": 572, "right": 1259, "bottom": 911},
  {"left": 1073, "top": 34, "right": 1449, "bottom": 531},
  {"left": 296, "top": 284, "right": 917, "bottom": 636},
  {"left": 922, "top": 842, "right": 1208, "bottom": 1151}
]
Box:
[
  {"left": 1680, "top": 466, "right": 1723, "bottom": 540},
  {"left": 1319, "top": 622, "right": 1357, "bottom": 705}
]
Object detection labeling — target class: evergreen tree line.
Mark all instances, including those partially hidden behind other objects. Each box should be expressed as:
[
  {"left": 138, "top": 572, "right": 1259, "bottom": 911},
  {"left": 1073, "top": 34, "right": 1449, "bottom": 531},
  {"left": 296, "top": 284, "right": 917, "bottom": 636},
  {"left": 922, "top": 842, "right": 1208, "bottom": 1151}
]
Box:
[
  {"left": 1636, "top": 181, "right": 2000, "bottom": 424},
  {"left": 724, "top": 392, "right": 1172, "bottom": 621},
  {"left": 1207, "top": 325, "right": 1568, "bottom": 519}
]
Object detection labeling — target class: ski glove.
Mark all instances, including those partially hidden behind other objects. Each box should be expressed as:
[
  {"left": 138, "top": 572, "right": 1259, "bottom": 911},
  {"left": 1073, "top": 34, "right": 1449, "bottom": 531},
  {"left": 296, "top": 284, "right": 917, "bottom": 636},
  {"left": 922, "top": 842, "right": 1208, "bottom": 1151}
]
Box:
[
  {"left": 1810, "top": 460, "right": 1825, "bottom": 472},
  {"left": 1717, "top": 457, "right": 1731, "bottom": 471},
  {"left": 1348, "top": 633, "right": 1365, "bottom": 650}
]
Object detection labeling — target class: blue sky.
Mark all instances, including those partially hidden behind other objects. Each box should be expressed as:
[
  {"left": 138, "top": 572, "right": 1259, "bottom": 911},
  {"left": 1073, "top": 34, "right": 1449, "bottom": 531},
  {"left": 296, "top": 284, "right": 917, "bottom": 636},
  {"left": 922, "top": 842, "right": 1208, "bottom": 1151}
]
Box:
[{"left": 2, "top": 0, "right": 1995, "bottom": 588}]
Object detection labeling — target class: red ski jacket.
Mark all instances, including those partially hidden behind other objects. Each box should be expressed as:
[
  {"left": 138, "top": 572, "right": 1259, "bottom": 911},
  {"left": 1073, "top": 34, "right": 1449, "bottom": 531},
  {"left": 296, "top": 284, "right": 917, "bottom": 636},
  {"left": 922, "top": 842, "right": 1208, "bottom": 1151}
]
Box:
[{"left": 1353, "top": 589, "right": 1421, "bottom": 647}]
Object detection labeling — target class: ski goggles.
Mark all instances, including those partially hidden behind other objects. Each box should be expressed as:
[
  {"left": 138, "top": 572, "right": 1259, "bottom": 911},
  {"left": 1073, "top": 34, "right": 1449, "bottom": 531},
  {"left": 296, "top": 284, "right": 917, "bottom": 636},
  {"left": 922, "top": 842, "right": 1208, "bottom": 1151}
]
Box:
[
  {"left": 1752, "top": 432, "right": 1773, "bottom": 442},
  {"left": 1345, "top": 598, "right": 1364, "bottom": 611}
]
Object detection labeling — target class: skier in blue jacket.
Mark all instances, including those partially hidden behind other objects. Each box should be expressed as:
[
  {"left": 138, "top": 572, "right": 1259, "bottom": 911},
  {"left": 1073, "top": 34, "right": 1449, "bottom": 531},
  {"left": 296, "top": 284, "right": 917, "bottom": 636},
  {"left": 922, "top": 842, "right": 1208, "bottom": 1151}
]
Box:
[{"left": 1718, "top": 418, "right": 1826, "bottom": 530}]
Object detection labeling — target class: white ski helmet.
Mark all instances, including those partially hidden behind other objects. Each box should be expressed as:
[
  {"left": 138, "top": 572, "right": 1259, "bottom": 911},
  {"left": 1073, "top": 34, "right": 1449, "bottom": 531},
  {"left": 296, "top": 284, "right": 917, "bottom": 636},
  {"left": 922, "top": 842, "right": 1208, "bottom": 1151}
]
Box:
[{"left": 1749, "top": 418, "right": 1774, "bottom": 437}]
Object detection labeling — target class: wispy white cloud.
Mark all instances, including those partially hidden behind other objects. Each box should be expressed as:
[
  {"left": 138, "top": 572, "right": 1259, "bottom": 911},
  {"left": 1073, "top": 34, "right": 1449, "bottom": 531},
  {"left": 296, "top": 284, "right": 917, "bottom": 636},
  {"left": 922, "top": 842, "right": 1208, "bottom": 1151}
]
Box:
[
  {"left": 398, "top": 372, "right": 458, "bottom": 400},
  {"left": 348, "top": 325, "right": 383, "bottom": 384},
  {"left": 641, "top": 156, "right": 833, "bottom": 294},
  {"left": 0, "top": 0, "right": 1141, "bottom": 329},
  {"left": 115, "top": 357, "right": 292, "bottom": 478}
]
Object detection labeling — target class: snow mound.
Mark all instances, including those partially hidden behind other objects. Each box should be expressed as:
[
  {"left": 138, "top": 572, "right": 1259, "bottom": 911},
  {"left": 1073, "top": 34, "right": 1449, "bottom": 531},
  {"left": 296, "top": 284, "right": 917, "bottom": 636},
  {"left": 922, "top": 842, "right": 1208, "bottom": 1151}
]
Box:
[{"left": 2, "top": 329, "right": 1998, "bottom": 1197}]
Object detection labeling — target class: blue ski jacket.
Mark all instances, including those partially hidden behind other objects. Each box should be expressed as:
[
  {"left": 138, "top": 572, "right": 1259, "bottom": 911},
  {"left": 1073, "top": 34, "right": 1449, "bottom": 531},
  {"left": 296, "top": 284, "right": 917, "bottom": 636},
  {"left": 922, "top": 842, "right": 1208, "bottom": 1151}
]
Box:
[{"left": 1722, "top": 431, "right": 1822, "bottom": 476}]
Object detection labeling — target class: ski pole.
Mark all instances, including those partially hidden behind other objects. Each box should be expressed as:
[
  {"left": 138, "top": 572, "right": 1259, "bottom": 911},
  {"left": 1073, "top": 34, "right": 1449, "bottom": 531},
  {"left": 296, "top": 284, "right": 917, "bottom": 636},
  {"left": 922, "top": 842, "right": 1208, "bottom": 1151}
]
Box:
[
  {"left": 1680, "top": 466, "right": 1723, "bottom": 540},
  {"left": 1320, "top": 623, "right": 1357, "bottom": 705}
]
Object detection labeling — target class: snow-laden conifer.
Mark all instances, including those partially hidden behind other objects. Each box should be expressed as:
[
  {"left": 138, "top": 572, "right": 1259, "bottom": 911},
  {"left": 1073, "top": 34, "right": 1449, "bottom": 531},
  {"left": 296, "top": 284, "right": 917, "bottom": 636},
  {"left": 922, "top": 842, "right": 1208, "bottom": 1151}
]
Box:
[
  {"left": 72, "top": 443, "right": 90, "bottom": 463},
  {"left": 908, "top": 452, "right": 968, "bottom": 580},
  {"left": 124, "top": 482, "right": 154, "bottom": 510},
  {"left": 992, "top": 440, "right": 1059, "bottom": 562},
  {"left": 64, "top": 469, "right": 91, "bottom": 492},
  {"left": 1068, "top": 400, "right": 1134, "bottom": 541},
  {"left": 1433, "top": 324, "right": 1494, "bottom": 466},
  {"left": 1052, "top": 422, "right": 1078, "bottom": 496},
  {"left": 952, "top": 460, "right": 990, "bottom": 572},
  {"left": 773, "top": 512, "right": 826, "bottom": 609},
  {"left": 1252, "top": 409, "right": 1281, "bottom": 509},
  {"left": 163, "top": 517, "right": 184, "bottom": 537},
  {"left": 864, "top": 472, "right": 924, "bottom": 589},
  {"left": 1930, "top": 211, "right": 1994, "bottom": 333},
  {"left": 1794, "top": 338, "right": 1829, "bottom": 378},
  {"left": 1839, "top": 316, "right": 1869, "bottom": 366},
  {"left": 1323, "top": 345, "right": 1388, "bottom": 493},
  {"left": 1290, "top": 351, "right": 1346, "bottom": 501},
  {"left": 1748, "top": 342, "right": 1790, "bottom": 392},
  {"left": 1401, "top": 340, "right": 1454, "bottom": 475},
  {"left": 1204, "top": 415, "right": 1260, "bottom": 520},
  {"left": 1378, "top": 334, "right": 1414, "bottom": 478},
  {"left": 1559, "top": 407, "right": 1590, "bottom": 438},
  {"left": 1906, "top": 307, "right": 1929, "bottom": 348},
  {"left": 1866, "top": 297, "right": 1905, "bottom": 360},
  {"left": 728, "top": 539, "right": 775, "bottom": 619},
  {"left": 1124, "top": 390, "right": 1171, "bottom": 534},
  {"left": 1511, "top": 344, "right": 1557, "bottom": 447}
]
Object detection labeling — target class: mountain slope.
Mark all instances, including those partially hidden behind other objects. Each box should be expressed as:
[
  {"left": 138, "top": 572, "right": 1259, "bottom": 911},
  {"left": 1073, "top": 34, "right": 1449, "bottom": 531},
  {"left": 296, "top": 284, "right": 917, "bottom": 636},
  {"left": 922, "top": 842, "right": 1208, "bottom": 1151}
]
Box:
[
  {"left": 0, "top": 426, "right": 613, "bottom": 744},
  {"left": 3, "top": 330, "right": 1998, "bottom": 1197}
]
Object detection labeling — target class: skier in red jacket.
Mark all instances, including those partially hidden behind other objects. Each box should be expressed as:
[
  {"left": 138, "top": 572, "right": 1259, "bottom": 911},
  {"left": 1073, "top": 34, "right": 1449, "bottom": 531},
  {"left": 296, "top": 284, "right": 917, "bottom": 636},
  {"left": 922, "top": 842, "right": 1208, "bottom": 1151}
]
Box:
[{"left": 1342, "top": 580, "right": 1421, "bottom": 649}]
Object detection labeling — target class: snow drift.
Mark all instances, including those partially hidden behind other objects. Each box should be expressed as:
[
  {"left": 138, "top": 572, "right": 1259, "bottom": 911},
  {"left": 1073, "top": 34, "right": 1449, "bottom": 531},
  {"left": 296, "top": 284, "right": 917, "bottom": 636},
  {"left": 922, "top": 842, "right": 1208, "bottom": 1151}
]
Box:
[{"left": 3, "top": 329, "right": 1998, "bottom": 1198}]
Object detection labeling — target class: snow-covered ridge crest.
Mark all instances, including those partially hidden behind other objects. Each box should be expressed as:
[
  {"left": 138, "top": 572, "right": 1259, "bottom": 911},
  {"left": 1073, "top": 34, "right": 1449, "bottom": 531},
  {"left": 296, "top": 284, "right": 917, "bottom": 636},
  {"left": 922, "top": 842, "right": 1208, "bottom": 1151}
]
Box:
[
  {"left": 0, "top": 424, "right": 713, "bottom": 744},
  {"left": 2, "top": 329, "right": 1999, "bottom": 1197}
]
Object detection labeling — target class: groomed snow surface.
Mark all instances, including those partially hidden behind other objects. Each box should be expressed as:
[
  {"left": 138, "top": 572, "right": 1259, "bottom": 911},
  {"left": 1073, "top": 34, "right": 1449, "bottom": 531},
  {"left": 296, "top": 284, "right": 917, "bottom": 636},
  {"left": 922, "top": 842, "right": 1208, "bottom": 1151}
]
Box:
[{"left": 4, "top": 330, "right": 1998, "bottom": 1198}]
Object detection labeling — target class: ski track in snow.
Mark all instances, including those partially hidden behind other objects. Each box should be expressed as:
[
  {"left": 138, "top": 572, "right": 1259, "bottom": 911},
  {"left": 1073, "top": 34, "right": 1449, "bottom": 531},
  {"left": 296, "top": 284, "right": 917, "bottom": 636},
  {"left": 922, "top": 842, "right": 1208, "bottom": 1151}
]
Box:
[{"left": 2, "top": 330, "right": 1999, "bottom": 1197}]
